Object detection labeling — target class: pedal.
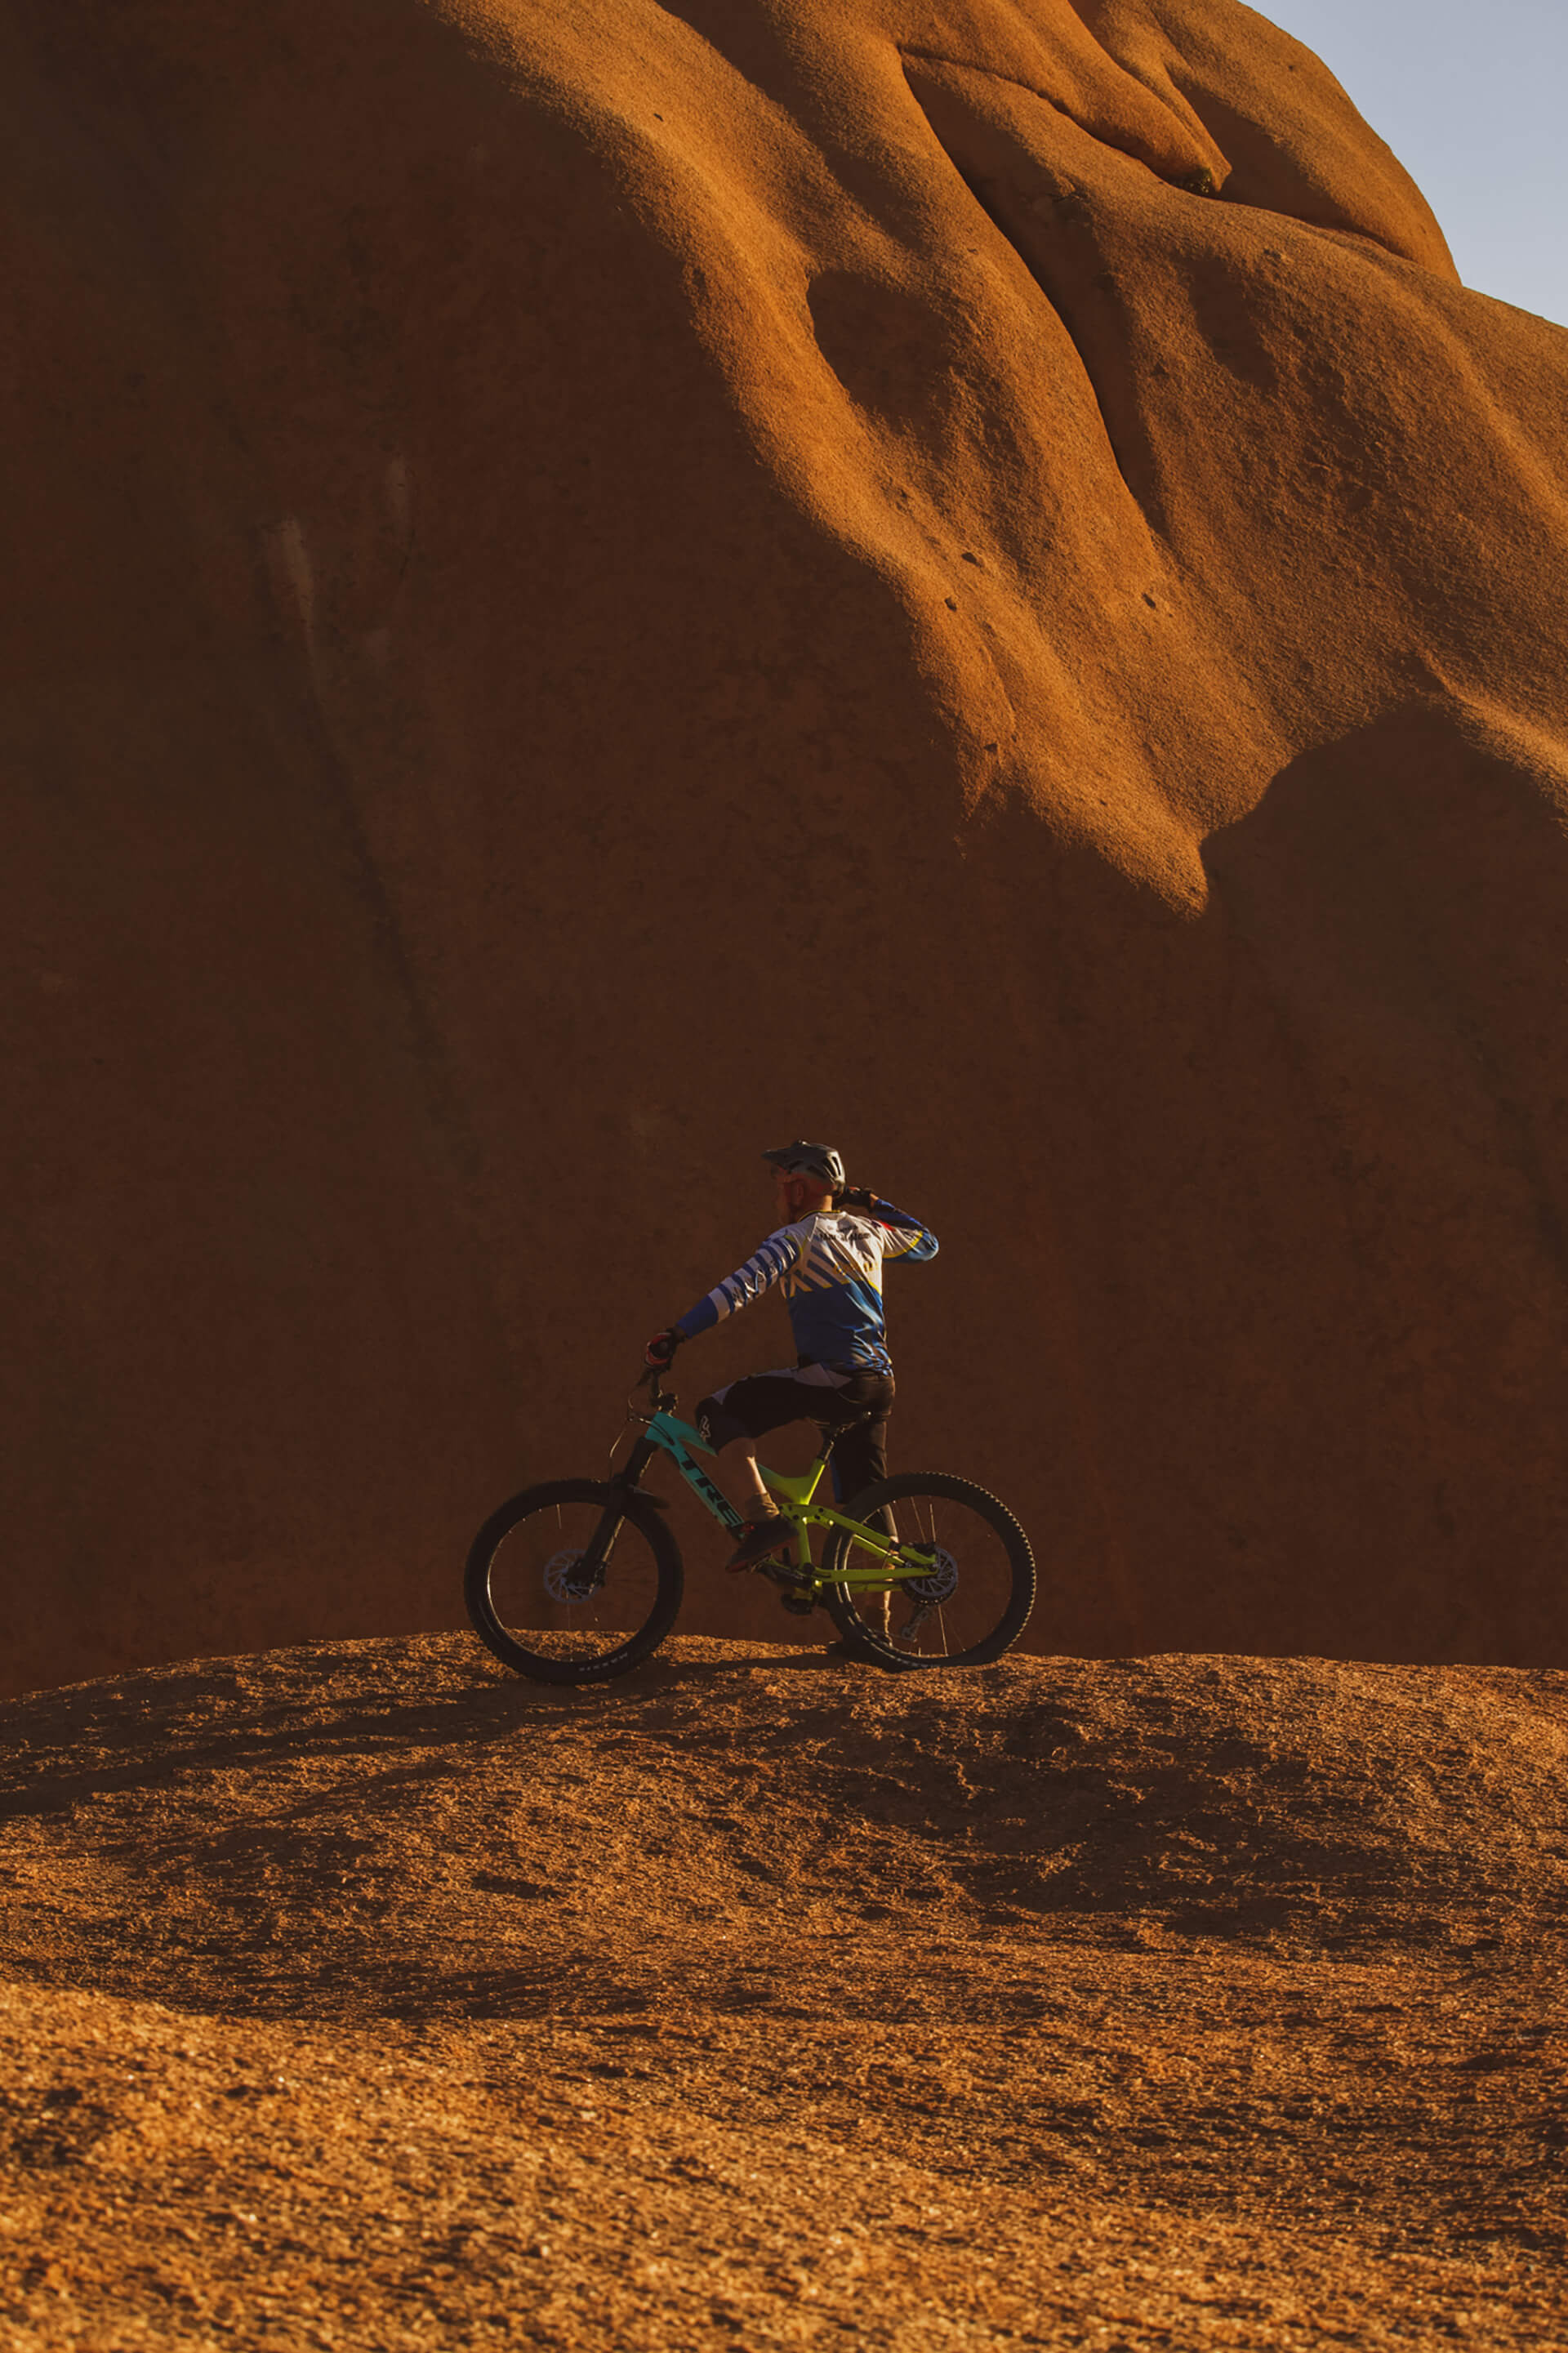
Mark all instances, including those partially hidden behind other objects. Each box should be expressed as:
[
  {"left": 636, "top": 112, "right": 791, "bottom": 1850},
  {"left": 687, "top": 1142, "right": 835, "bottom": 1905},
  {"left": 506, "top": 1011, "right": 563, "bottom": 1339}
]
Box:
[{"left": 779, "top": 1593, "right": 815, "bottom": 1616}]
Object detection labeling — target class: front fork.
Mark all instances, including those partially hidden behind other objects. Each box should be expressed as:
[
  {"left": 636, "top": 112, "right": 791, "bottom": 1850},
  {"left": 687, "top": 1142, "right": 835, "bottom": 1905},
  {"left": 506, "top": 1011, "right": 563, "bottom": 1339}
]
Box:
[{"left": 582, "top": 1436, "right": 660, "bottom": 1580}]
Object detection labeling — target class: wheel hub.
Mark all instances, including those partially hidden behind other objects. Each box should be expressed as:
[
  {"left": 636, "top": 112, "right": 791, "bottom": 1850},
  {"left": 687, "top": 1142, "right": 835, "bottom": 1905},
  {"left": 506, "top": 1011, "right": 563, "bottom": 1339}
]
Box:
[
  {"left": 544, "top": 1547, "right": 597, "bottom": 1606},
  {"left": 902, "top": 1544, "right": 958, "bottom": 1603}
]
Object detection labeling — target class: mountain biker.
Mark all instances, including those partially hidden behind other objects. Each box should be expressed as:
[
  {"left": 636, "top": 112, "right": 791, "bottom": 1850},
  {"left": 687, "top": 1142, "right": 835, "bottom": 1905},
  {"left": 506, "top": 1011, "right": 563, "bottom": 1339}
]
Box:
[{"left": 644, "top": 1142, "right": 939, "bottom": 1575}]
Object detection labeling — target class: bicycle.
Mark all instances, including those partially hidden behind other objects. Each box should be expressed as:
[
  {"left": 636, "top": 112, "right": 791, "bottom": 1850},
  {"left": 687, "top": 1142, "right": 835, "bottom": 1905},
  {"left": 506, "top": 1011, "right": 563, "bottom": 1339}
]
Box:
[{"left": 464, "top": 1366, "right": 1036, "bottom": 1685}]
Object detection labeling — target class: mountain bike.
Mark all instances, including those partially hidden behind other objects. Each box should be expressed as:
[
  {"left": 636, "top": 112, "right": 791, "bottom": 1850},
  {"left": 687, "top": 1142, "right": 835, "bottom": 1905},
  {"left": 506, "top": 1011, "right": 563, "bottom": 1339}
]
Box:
[{"left": 464, "top": 1367, "right": 1036, "bottom": 1685}]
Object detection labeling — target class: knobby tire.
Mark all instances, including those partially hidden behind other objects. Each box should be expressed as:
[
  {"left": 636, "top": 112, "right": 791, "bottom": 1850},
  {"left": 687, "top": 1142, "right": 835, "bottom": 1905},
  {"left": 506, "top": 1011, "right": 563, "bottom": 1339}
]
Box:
[
  {"left": 822, "top": 1470, "right": 1035, "bottom": 1671},
  {"left": 464, "top": 1478, "right": 684, "bottom": 1685}
]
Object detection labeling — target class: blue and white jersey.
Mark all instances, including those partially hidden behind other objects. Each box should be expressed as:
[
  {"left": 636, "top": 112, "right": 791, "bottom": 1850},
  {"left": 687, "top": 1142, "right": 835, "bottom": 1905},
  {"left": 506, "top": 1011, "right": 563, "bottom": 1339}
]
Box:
[{"left": 674, "top": 1201, "right": 938, "bottom": 1374}]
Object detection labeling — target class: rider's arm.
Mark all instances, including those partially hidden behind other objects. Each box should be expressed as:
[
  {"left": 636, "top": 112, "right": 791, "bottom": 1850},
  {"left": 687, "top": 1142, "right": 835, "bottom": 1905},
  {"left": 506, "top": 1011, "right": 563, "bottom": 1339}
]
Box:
[
  {"left": 672, "top": 1225, "right": 806, "bottom": 1340},
  {"left": 862, "top": 1198, "right": 938, "bottom": 1263}
]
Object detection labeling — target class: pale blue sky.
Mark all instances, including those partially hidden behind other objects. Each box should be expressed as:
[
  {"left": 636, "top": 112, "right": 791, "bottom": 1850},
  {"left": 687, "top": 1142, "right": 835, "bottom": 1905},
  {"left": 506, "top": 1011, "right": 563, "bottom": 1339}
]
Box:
[{"left": 1262, "top": 0, "right": 1568, "bottom": 330}]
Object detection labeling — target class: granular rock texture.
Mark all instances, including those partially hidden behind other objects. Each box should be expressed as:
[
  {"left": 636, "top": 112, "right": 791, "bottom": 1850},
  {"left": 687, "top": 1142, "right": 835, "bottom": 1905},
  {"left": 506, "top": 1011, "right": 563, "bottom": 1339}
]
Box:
[
  {"left": 7, "top": 0, "right": 1568, "bottom": 1694},
  {"left": 2, "top": 1636, "right": 1567, "bottom": 2345}
]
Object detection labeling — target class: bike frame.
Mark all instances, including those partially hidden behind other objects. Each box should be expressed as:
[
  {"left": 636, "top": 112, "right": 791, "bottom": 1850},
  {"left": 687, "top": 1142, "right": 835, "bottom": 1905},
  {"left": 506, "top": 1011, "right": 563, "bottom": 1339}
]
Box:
[{"left": 616, "top": 1380, "right": 930, "bottom": 1593}]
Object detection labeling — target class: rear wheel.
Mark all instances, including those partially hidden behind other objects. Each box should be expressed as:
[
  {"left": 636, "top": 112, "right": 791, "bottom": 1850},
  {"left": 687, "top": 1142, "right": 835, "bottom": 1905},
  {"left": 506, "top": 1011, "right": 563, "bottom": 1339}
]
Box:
[
  {"left": 822, "top": 1472, "right": 1034, "bottom": 1670},
  {"left": 464, "top": 1479, "right": 683, "bottom": 1683}
]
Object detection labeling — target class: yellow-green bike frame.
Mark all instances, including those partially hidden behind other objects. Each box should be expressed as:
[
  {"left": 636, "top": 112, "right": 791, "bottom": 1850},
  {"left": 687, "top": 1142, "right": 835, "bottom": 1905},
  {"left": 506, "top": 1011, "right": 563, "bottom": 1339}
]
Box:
[{"left": 620, "top": 1373, "right": 933, "bottom": 1598}]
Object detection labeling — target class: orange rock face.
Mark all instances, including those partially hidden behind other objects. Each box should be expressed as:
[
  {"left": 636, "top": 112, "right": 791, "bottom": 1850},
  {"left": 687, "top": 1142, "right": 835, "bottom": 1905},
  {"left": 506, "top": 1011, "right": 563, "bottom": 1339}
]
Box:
[{"left": 7, "top": 0, "right": 1568, "bottom": 1695}]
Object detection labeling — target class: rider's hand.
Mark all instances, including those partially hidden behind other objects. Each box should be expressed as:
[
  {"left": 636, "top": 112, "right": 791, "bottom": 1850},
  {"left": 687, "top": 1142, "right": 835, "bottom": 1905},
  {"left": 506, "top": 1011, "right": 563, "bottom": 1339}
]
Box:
[
  {"left": 838, "top": 1185, "right": 880, "bottom": 1211},
  {"left": 644, "top": 1328, "right": 682, "bottom": 1369}
]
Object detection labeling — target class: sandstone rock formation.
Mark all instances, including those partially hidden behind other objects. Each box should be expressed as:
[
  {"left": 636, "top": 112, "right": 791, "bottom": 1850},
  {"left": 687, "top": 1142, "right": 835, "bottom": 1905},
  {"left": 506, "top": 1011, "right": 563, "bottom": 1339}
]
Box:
[
  {"left": 7, "top": 0, "right": 1568, "bottom": 1695},
  {"left": 2, "top": 1638, "right": 1566, "bottom": 2341}
]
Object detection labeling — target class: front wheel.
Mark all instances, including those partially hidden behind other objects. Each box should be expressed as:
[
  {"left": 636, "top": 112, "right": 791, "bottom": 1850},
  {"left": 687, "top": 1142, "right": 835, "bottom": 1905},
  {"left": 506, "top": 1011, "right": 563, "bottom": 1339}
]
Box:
[
  {"left": 464, "top": 1479, "right": 684, "bottom": 1683},
  {"left": 822, "top": 1473, "right": 1035, "bottom": 1670}
]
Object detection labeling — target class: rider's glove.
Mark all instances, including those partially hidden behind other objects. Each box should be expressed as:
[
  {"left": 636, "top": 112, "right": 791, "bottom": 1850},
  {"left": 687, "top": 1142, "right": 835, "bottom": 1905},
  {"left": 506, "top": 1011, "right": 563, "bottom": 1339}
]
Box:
[
  {"left": 644, "top": 1328, "right": 682, "bottom": 1369},
  {"left": 838, "top": 1185, "right": 880, "bottom": 1211}
]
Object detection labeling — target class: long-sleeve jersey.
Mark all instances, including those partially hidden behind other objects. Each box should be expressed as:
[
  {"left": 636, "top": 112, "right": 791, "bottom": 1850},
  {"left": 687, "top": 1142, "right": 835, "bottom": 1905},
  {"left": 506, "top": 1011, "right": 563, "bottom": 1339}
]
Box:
[{"left": 674, "top": 1201, "right": 938, "bottom": 1375}]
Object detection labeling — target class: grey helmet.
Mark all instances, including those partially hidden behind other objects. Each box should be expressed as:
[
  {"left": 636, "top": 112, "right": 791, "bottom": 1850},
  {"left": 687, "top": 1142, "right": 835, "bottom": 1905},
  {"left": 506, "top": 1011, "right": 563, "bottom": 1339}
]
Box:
[{"left": 763, "top": 1139, "right": 846, "bottom": 1188}]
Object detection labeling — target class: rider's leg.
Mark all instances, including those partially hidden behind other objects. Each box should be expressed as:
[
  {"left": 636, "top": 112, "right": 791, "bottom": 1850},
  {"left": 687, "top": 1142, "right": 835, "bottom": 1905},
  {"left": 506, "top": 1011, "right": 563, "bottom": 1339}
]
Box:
[
  {"left": 710, "top": 1434, "right": 775, "bottom": 1522},
  {"left": 697, "top": 1373, "right": 823, "bottom": 1520},
  {"left": 697, "top": 1369, "right": 893, "bottom": 1528},
  {"left": 714, "top": 1433, "right": 793, "bottom": 1572},
  {"left": 827, "top": 1383, "right": 896, "bottom": 1634},
  {"left": 696, "top": 1367, "right": 892, "bottom": 1580},
  {"left": 695, "top": 1373, "right": 822, "bottom": 1572},
  {"left": 831, "top": 1401, "right": 893, "bottom": 1534}
]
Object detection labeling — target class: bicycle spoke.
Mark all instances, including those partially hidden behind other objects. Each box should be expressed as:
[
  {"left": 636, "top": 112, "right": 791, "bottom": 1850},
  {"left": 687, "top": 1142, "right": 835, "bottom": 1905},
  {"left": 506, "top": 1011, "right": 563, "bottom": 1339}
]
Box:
[
  {"left": 483, "top": 1496, "right": 664, "bottom": 1668},
  {"left": 823, "top": 1473, "right": 1033, "bottom": 1669}
]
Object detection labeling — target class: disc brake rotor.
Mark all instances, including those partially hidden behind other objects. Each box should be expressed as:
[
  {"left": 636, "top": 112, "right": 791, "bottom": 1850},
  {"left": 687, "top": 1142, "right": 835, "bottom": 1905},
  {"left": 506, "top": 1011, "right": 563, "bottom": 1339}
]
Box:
[
  {"left": 902, "top": 1544, "right": 959, "bottom": 1604},
  {"left": 544, "top": 1547, "right": 596, "bottom": 1606}
]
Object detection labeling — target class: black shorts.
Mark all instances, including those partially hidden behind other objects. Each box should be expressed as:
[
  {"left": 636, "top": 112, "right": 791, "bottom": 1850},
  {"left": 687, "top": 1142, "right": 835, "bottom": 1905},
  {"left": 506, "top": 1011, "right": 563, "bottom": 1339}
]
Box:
[{"left": 694, "top": 1361, "right": 894, "bottom": 1508}]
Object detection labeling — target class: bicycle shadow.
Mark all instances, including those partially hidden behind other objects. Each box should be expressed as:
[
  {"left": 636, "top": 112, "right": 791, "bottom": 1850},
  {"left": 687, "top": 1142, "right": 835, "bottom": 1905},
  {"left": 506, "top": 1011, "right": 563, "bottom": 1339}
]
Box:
[{"left": 0, "top": 1633, "right": 870, "bottom": 1820}]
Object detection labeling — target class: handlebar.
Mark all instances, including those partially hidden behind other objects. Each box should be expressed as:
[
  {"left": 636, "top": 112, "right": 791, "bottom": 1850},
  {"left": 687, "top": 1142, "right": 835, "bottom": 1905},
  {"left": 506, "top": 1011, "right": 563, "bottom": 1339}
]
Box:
[{"left": 630, "top": 1363, "right": 677, "bottom": 1419}]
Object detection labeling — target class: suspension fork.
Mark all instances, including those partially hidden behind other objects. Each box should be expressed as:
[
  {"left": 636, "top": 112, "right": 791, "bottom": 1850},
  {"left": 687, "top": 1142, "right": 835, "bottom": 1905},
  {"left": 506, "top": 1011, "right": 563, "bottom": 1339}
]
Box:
[{"left": 584, "top": 1434, "right": 659, "bottom": 1571}]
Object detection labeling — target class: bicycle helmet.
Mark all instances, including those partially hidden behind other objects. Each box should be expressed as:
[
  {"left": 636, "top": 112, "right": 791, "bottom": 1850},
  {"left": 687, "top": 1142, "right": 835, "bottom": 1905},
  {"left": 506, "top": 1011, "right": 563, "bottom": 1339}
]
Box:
[{"left": 762, "top": 1139, "right": 846, "bottom": 1188}]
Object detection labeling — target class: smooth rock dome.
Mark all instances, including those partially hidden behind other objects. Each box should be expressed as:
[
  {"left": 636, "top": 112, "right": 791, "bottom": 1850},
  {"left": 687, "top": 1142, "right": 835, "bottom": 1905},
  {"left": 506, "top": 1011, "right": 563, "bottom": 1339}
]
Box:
[{"left": 7, "top": 0, "right": 1568, "bottom": 1693}]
